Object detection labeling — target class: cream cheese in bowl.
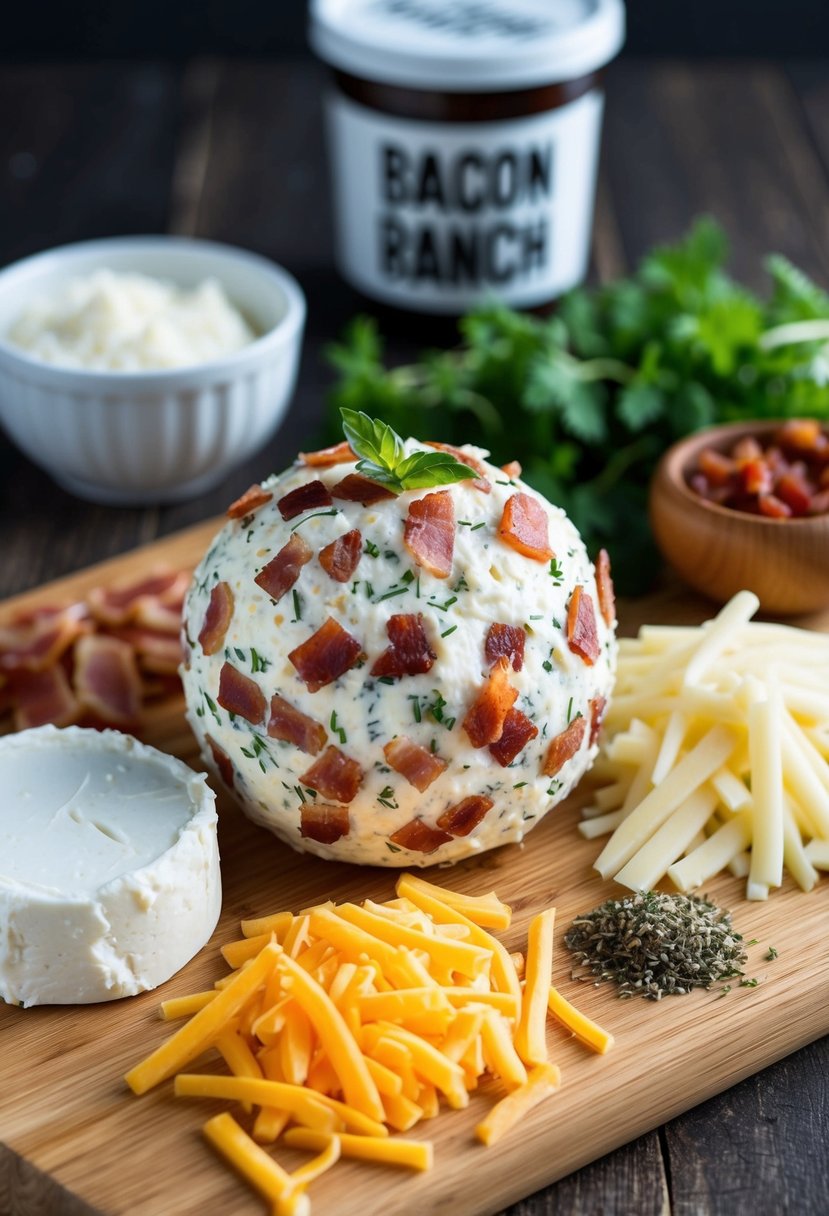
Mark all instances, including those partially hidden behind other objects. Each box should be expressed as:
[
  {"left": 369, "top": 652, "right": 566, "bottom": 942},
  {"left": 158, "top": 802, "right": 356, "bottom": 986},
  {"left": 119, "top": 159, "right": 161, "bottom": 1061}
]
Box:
[{"left": 0, "top": 725, "right": 221, "bottom": 1007}]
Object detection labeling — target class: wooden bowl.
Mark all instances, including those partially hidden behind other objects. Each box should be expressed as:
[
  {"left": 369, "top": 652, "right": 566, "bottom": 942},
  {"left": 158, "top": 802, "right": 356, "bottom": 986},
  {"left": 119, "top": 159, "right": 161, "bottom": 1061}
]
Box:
[{"left": 649, "top": 420, "right": 829, "bottom": 616}]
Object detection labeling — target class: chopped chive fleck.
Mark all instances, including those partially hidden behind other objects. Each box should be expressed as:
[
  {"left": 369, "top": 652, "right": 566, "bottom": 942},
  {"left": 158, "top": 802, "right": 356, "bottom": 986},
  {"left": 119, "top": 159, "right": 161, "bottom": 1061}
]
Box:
[
  {"left": 351, "top": 579, "right": 360, "bottom": 595},
  {"left": 552, "top": 617, "right": 561, "bottom": 629},
  {"left": 764, "top": 946, "right": 778, "bottom": 960},
  {"left": 409, "top": 695, "right": 422, "bottom": 723},
  {"left": 377, "top": 675, "right": 395, "bottom": 686},
  {"left": 429, "top": 596, "right": 457, "bottom": 612},
  {"left": 401, "top": 570, "right": 415, "bottom": 585},
  {"left": 529, "top": 614, "right": 543, "bottom": 620},
  {"left": 364, "top": 539, "right": 380, "bottom": 557},
  {"left": 453, "top": 574, "right": 469, "bottom": 593},
  {"left": 250, "top": 647, "right": 270, "bottom": 674},
  {"left": 290, "top": 508, "right": 338, "bottom": 532},
  {"left": 430, "top": 738, "right": 437, "bottom": 753},
  {"left": 470, "top": 521, "right": 486, "bottom": 531},
  {"left": 330, "top": 710, "right": 347, "bottom": 745},
  {"left": 377, "top": 784, "right": 398, "bottom": 810},
  {"left": 513, "top": 781, "right": 527, "bottom": 789},
  {"left": 292, "top": 589, "right": 302, "bottom": 621},
  {"left": 549, "top": 558, "right": 564, "bottom": 582},
  {"left": 386, "top": 842, "right": 402, "bottom": 853},
  {"left": 234, "top": 647, "right": 245, "bottom": 661},
  {"left": 441, "top": 625, "right": 458, "bottom": 638},
  {"left": 375, "top": 585, "right": 408, "bottom": 602},
  {"left": 567, "top": 696, "right": 574, "bottom": 723},
  {"left": 542, "top": 660, "right": 553, "bottom": 673}
]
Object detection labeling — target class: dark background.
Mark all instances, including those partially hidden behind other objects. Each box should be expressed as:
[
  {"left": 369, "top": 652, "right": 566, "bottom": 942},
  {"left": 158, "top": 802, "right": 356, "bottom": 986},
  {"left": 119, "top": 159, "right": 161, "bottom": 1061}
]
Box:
[{"left": 1, "top": 0, "right": 828, "bottom": 60}]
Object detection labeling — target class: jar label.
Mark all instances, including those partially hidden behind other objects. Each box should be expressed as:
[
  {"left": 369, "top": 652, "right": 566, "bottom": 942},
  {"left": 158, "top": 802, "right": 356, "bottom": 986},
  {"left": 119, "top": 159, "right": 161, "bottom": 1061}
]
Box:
[{"left": 325, "top": 90, "right": 604, "bottom": 313}]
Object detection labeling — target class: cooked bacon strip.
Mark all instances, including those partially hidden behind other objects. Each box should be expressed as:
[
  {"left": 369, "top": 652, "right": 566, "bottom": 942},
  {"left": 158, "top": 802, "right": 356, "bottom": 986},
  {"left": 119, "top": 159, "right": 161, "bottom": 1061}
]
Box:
[
  {"left": 463, "top": 656, "right": 518, "bottom": 748},
  {"left": 12, "top": 665, "right": 79, "bottom": 731},
  {"left": 106, "top": 626, "right": 183, "bottom": 675},
  {"left": 267, "top": 694, "right": 327, "bottom": 755},
  {"left": 425, "top": 441, "right": 491, "bottom": 493},
  {"left": 289, "top": 617, "right": 363, "bottom": 693},
  {"left": 300, "top": 802, "right": 350, "bottom": 845},
  {"left": 489, "top": 708, "right": 539, "bottom": 767},
  {"left": 498, "top": 493, "right": 554, "bottom": 563},
  {"left": 330, "top": 473, "right": 396, "bottom": 506},
  {"left": 595, "top": 549, "right": 616, "bottom": 627},
  {"left": 300, "top": 745, "right": 363, "bottom": 803},
  {"left": 389, "top": 819, "right": 453, "bottom": 854},
  {"left": 299, "top": 441, "right": 355, "bottom": 467},
  {"left": 198, "top": 581, "right": 235, "bottom": 655},
  {"left": 254, "top": 534, "right": 313, "bottom": 603},
  {"left": 566, "top": 585, "right": 601, "bottom": 665},
  {"left": 319, "top": 530, "right": 362, "bottom": 583},
  {"left": 132, "top": 599, "right": 182, "bottom": 635},
  {"left": 277, "top": 480, "right": 333, "bottom": 521},
  {"left": 73, "top": 635, "right": 142, "bottom": 728},
  {"left": 227, "top": 484, "right": 273, "bottom": 519},
  {"left": 217, "top": 662, "right": 266, "bottom": 724},
  {"left": 501, "top": 460, "right": 522, "bottom": 479},
  {"left": 404, "top": 490, "right": 455, "bottom": 579},
  {"left": 384, "top": 736, "right": 448, "bottom": 791},
  {"left": 206, "top": 734, "right": 235, "bottom": 789},
  {"left": 436, "top": 795, "right": 494, "bottom": 837},
  {"left": 589, "top": 695, "right": 607, "bottom": 746},
  {"left": 87, "top": 568, "right": 189, "bottom": 626},
  {"left": 371, "top": 613, "right": 436, "bottom": 679},
  {"left": 484, "top": 622, "right": 525, "bottom": 672},
  {"left": 541, "top": 716, "right": 587, "bottom": 778},
  {"left": 0, "top": 606, "right": 90, "bottom": 672}
]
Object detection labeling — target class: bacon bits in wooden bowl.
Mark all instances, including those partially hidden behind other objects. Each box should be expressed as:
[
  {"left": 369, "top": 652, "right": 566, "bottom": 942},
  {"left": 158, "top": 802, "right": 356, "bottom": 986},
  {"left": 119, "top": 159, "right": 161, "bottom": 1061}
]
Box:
[{"left": 650, "top": 420, "right": 829, "bottom": 616}]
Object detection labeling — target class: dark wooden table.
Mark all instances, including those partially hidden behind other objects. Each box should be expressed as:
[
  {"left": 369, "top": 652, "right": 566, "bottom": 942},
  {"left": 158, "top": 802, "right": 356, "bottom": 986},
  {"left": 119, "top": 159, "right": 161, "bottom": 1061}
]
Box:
[{"left": 1, "top": 54, "right": 829, "bottom": 1216}]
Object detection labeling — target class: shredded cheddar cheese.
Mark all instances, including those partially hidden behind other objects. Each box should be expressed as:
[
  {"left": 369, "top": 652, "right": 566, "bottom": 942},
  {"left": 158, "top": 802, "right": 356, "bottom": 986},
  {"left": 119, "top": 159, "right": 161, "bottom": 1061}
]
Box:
[{"left": 126, "top": 877, "right": 615, "bottom": 1213}]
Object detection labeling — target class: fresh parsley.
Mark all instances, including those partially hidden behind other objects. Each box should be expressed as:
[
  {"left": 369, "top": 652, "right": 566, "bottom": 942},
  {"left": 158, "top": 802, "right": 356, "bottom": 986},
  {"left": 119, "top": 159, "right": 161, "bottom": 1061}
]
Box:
[
  {"left": 340, "top": 408, "right": 477, "bottom": 494},
  {"left": 325, "top": 219, "right": 829, "bottom": 593}
]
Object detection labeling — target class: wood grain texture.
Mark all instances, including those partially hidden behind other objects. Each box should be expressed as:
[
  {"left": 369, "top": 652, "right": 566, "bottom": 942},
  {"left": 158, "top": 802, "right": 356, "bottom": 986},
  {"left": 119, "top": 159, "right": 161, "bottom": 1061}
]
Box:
[{"left": 0, "top": 523, "right": 827, "bottom": 1216}]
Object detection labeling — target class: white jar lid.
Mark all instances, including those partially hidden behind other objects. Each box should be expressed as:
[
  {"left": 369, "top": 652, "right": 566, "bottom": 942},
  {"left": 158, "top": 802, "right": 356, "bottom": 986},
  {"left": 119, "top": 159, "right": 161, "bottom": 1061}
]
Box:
[{"left": 309, "top": 0, "right": 625, "bottom": 92}]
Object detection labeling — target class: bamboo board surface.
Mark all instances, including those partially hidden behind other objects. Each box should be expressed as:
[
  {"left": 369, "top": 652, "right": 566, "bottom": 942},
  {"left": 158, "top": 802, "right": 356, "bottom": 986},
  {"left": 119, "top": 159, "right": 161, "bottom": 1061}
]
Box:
[{"left": 1, "top": 520, "right": 828, "bottom": 1216}]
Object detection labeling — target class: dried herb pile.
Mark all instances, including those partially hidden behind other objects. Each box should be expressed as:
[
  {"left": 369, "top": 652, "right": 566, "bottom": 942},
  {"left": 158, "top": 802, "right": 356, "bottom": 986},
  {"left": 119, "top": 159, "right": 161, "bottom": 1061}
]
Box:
[{"left": 564, "top": 891, "right": 748, "bottom": 1000}]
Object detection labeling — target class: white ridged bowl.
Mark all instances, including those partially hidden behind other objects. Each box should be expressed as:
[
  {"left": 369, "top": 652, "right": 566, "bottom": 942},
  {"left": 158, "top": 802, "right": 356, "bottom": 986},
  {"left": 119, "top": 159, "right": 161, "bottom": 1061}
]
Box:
[{"left": 0, "top": 237, "right": 306, "bottom": 504}]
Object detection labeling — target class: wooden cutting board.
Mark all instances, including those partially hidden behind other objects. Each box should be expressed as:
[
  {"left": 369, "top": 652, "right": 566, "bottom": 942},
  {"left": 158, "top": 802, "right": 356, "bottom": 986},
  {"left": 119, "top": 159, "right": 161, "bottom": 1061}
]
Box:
[{"left": 1, "top": 521, "right": 828, "bottom": 1216}]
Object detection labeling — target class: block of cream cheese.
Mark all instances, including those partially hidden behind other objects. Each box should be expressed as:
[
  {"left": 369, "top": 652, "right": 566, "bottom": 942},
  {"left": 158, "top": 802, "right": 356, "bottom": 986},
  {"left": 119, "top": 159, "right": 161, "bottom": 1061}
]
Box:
[{"left": 0, "top": 725, "right": 221, "bottom": 1007}]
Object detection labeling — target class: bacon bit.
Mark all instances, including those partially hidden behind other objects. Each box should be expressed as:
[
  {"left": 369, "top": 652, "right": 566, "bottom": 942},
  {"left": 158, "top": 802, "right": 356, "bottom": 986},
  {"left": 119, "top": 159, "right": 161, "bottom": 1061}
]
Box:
[
  {"left": 289, "top": 617, "right": 363, "bottom": 693},
  {"left": 300, "top": 745, "right": 363, "bottom": 803},
  {"left": 330, "top": 473, "right": 396, "bottom": 506},
  {"left": 498, "top": 493, "right": 553, "bottom": 562},
  {"left": 436, "top": 795, "right": 494, "bottom": 837},
  {"left": 300, "top": 803, "right": 351, "bottom": 845},
  {"left": 383, "top": 736, "right": 448, "bottom": 791},
  {"left": 206, "top": 734, "right": 235, "bottom": 789},
  {"left": 404, "top": 490, "right": 455, "bottom": 578},
  {"left": 489, "top": 708, "right": 538, "bottom": 767},
  {"left": 0, "top": 606, "right": 90, "bottom": 672},
  {"left": 87, "top": 569, "right": 189, "bottom": 627},
  {"left": 425, "top": 441, "right": 491, "bottom": 493},
  {"left": 74, "top": 635, "right": 142, "bottom": 728},
  {"left": 566, "top": 586, "right": 600, "bottom": 666},
  {"left": 254, "top": 534, "right": 313, "bottom": 603},
  {"left": 277, "top": 480, "right": 333, "bottom": 521},
  {"left": 484, "top": 622, "right": 525, "bottom": 672},
  {"left": 500, "top": 460, "right": 522, "bottom": 479},
  {"left": 267, "top": 694, "right": 327, "bottom": 755},
  {"left": 299, "top": 441, "right": 355, "bottom": 467},
  {"left": 758, "top": 493, "right": 792, "bottom": 519},
  {"left": 541, "top": 715, "right": 587, "bottom": 778},
  {"left": 107, "top": 626, "right": 183, "bottom": 675},
  {"left": 198, "top": 581, "right": 235, "bottom": 655},
  {"left": 12, "top": 665, "right": 79, "bottom": 731},
  {"left": 589, "top": 696, "right": 607, "bottom": 746},
  {"left": 227, "top": 484, "right": 273, "bottom": 519},
  {"left": 463, "top": 656, "right": 518, "bottom": 748},
  {"left": 595, "top": 549, "right": 616, "bottom": 627},
  {"left": 319, "top": 530, "right": 362, "bottom": 583},
  {"left": 389, "top": 819, "right": 453, "bottom": 854},
  {"left": 217, "top": 662, "right": 266, "bottom": 724},
  {"left": 371, "top": 614, "right": 436, "bottom": 679},
  {"left": 698, "top": 448, "right": 735, "bottom": 487},
  {"left": 775, "top": 471, "right": 813, "bottom": 516}
]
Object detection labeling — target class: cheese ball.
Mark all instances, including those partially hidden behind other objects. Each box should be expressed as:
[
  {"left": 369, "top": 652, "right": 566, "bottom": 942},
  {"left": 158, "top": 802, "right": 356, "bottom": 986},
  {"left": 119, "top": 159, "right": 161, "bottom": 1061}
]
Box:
[{"left": 182, "top": 440, "right": 616, "bottom": 866}]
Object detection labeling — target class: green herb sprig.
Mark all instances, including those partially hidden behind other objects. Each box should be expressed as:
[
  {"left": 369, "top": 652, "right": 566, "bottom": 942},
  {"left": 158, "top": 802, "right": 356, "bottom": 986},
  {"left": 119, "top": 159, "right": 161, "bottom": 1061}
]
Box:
[
  {"left": 326, "top": 219, "right": 829, "bottom": 593},
  {"left": 340, "top": 408, "right": 477, "bottom": 495}
]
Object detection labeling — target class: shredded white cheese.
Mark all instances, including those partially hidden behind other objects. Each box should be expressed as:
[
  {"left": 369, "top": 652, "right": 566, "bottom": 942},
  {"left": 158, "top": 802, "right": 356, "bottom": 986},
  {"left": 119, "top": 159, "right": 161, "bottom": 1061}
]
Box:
[{"left": 6, "top": 269, "right": 256, "bottom": 371}]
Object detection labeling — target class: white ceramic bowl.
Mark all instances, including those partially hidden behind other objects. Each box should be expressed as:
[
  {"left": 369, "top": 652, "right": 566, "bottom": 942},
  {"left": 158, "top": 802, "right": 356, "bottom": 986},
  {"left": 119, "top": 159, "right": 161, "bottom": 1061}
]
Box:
[{"left": 0, "top": 237, "right": 306, "bottom": 504}]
